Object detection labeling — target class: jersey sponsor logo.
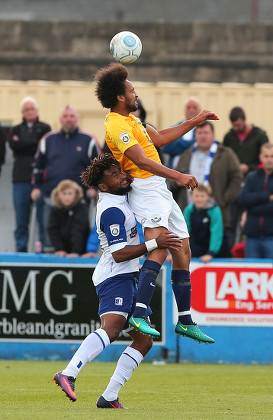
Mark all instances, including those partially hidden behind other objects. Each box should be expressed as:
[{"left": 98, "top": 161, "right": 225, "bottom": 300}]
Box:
[
  {"left": 130, "top": 225, "right": 137, "bottom": 238},
  {"left": 119, "top": 132, "right": 130, "bottom": 144},
  {"left": 115, "top": 297, "right": 123, "bottom": 306},
  {"left": 151, "top": 214, "right": 161, "bottom": 223},
  {"left": 110, "top": 224, "right": 120, "bottom": 237}
]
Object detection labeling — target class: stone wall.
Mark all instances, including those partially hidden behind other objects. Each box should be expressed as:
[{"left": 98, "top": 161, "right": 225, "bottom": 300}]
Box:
[{"left": 1, "top": 21, "right": 273, "bottom": 83}]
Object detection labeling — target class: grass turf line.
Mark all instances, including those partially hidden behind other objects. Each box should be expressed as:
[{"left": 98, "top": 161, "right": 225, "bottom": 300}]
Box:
[{"left": 0, "top": 360, "right": 272, "bottom": 420}]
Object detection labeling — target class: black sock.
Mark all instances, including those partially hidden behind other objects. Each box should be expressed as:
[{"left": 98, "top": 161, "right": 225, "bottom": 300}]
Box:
[
  {"left": 133, "top": 260, "right": 161, "bottom": 318},
  {"left": 172, "top": 269, "right": 193, "bottom": 325}
]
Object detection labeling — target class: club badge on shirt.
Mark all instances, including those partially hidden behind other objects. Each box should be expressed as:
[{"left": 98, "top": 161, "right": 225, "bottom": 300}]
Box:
[
  {"left": 110, "top": 224, "right": 120, "bottom": 236},
  {"left": 119, "top": 132, "right": 130, "bottom": 144}
]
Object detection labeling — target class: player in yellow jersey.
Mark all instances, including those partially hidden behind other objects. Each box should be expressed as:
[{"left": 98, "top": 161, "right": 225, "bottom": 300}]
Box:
[{"left": 94, "top": 63, "right": 218, "bottom": 343}]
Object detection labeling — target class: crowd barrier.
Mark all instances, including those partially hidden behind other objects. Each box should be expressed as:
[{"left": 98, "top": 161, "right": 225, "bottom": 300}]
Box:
[{"left": 0, "top": 254, "right": 272, "bottom": 364}]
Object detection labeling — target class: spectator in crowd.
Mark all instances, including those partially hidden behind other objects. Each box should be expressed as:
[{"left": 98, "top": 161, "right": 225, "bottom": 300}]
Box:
[
  {"left": 162, "top": 96, "right": 201, "bottom": 169},
  {"left": 223, "top": 106, "right": 269, "bottom": 245},
  {"left": 223, "top": 106, "right": 268, "bottom": 176},
  {"left": 0, "top": 125, "right": 6, "bottom": 176},
  {"left": 31, "top": 105, "right": 101, "bottom": 251},
  {"left": 9, "top": 97, "right": 51, "bottom": 252},
  {"left": 170, "top": 121, "right": 243, "bottom": 252},
  {"left": 48, "top": 179, "right": 90, "bottom": 257},
  {"left": 184, "top": 184, "right": 225, "bottom": 263},
  {"left": 238, "top": 143, "right": 273, "bottom": 259},
  {"left": 82, "top": 222, "right": 100, "bottom": 258}
]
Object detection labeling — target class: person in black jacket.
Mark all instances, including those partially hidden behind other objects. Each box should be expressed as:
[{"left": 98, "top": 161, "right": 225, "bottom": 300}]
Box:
[
  {"left": 223, "top": 106, "right": 268, "bottom": 245},
  {"left": 9, "top": 97, "right": 51, "bottom": 252},
  {"left": 48, "top": 179, "right": 90, "bottom": 256},
  {"left": 31, "top": 105, "right": 101, "bottom": 252},
  {"left": 238, "top": 143, "right": 273, "bottom": 258}
]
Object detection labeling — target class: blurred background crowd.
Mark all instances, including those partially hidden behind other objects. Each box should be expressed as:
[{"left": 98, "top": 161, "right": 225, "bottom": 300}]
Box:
[
  {"left": 1, "top": 94, "right": 272, "bottom": 261},
  {"left": 1, "top": 0, "right": 273, "bottom": 261}
]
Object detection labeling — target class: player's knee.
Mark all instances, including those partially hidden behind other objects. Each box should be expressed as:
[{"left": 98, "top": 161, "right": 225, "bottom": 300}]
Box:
[
  {"left": 107, "top": 327, "right": 121, "bottom": 342},
  {"left": 149, "top": 247, "right": 168, "bottom": 264},
  {"left": 141, "top": 336, "right": 153, "bottom": 356},
  {"left": 173, "top": 239, "right": 191, "bottom": 260},
  {"left": 183, "top": 243, "right": 191, "bottom": 259},
  {"left": 133, "top": 334, "right": 153, "bottom": 356}
]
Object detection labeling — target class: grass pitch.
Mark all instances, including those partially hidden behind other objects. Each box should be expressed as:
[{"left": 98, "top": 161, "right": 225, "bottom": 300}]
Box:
[{"left": 0, "top": 360, "right": 272, "bottom": 420}]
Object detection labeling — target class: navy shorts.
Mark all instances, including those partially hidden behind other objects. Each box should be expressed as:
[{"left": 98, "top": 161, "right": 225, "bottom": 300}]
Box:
[{"left": 96, "top": 272, "right": 152, "bottom": 330}]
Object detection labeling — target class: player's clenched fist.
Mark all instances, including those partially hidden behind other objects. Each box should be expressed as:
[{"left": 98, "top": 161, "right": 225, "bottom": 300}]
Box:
[
  {"left": 177, "top": 173, "right": 198, "bottom": 191},
  {"left": 194, "top": 109, "right": 219, "bottom": 125}
]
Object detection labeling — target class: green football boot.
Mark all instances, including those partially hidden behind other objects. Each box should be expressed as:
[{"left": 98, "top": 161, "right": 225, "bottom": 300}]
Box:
[
  {"left": 129, "top": 316, "right": 160, "bottom": 337},
  {"left": 175, "top": 322, "right": 215, "bottom": 344}
]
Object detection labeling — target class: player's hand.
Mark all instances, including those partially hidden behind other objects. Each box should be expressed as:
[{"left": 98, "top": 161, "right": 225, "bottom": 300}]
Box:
[
  {"left": 156, "top": 231, "right": 183, "bottom": 251},
  {"left": 194, "top": 109, "right": 219, "bottom": 125},
  {"left": 177, "top": 173, "right": 198, "bottom": 191}
]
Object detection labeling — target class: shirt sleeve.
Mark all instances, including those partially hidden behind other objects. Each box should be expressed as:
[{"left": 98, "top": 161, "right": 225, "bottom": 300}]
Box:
[
  {"left": 108, "top": 119, "right": 139, "bottom": 154},
  {"left": 100, "top": 207, "right": 127, "bottom": 253}
]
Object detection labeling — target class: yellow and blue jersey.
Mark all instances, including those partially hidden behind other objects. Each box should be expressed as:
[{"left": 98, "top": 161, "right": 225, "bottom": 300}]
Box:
[{"left": 105, "top": 112, "right": 161, "bottom": 178}]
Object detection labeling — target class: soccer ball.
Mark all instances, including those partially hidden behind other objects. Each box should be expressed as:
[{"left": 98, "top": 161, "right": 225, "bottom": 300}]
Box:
[{"left": 110, "top": 31, "right": 142, "bottom": 64}]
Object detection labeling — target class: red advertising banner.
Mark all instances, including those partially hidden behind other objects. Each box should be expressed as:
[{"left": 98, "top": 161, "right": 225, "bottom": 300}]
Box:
[{"left": 189, "top": 262, "right": 273, "bottom": 326}]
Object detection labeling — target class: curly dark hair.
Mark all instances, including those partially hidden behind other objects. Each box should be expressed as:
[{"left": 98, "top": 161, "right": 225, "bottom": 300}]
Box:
[
  {"left": 81, "top": 153, "right": 121, "bottom": 189},
  {"left": 95, "top": 63, "right": 128, "bottom": 109}
]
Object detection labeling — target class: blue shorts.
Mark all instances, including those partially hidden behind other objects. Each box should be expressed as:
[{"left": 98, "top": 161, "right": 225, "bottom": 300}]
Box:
[{"left": 96, "top": 272, "right": 152, "bottom": 330}]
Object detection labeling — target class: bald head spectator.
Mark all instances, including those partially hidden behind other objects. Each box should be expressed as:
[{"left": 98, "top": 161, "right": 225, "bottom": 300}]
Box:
[
  {"left": 223, "top": 106, "right": 268, "bottom": 176},
  {"left": 9, "top": 96, "right": 51, "bottom": 252},
  {"left": 31, "top": 105, "right": 101, "bottom": 251},
  {"left": 163, "top": 96, "right": 201, "bottom": 169}
]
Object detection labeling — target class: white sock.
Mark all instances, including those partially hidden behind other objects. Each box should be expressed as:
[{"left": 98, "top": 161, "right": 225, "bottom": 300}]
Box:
[
  {"left": 102, "top": 346, "right": 143, "bottom": 401},
  {"left": 62, "top": 328, "right": 110, "bottom": 378}
]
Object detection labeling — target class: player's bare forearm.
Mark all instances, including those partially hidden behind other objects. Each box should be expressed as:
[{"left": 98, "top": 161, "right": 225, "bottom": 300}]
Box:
[
  {"left": 112, "top": 243, "right": 147, "bottom": 263},
  {"left": 112, "top": 231, "right": 183, "bottom": 263},
  {"left": 147, "top": 109, "right": 219, "bottom": 147},
  {"left": 124, "top": 144, "right": 198, "bottom": 189}
]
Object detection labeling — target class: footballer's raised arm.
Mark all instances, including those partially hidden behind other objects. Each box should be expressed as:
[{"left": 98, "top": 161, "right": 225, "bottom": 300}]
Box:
[
  {"left": 124, "top": 144, "right": 198, "bottom": 190},
  {"left": 146, "top": 109, "right": 219, "bottom": 147}
]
